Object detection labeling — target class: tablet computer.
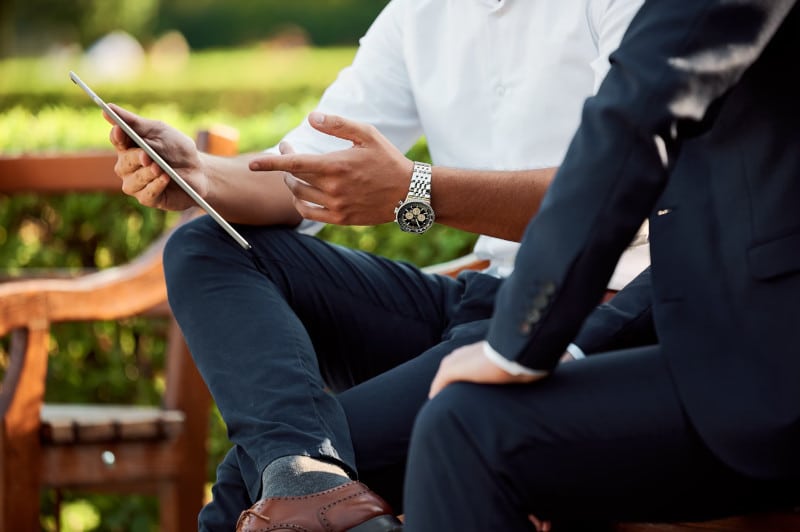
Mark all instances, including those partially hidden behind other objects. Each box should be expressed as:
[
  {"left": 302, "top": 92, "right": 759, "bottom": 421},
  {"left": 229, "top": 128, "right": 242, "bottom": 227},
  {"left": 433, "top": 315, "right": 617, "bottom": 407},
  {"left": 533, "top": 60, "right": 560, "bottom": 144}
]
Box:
[{"left": 69, "top": 71, "right": 252, "bottom": 250}]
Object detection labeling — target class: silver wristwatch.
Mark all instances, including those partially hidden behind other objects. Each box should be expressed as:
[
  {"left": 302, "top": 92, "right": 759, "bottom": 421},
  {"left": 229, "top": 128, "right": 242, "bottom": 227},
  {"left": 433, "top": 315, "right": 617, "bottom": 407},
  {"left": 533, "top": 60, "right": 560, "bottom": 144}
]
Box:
[{"left": 394, "top": 161, "right": 435, "bottom": 234}]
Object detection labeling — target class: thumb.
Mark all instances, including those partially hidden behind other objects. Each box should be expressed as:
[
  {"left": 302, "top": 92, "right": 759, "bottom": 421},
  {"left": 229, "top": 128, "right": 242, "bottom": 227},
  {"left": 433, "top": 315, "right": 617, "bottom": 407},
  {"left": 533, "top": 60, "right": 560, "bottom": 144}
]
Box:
[
  {"left": 278, "top": 141, "right": 296, "bottom": 155},
  {"left": 103, "top": 104, "right": 141, "bottom": 150},
  {"left": 307, "top": 111, "right": 373, "bottom": 146},
  {"left": 105, "top": 103, "right": 140, "bottom": 127},
  {"left": 105, "top": 103, "right": 159, "bottom": 138}
]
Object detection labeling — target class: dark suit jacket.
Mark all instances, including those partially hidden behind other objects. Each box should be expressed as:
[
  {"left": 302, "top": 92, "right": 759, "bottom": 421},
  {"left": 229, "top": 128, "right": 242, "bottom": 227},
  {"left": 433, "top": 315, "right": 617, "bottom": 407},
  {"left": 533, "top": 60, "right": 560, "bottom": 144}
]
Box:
[{"left": 487, "top": 0, "right": 800, "bottom": 480}]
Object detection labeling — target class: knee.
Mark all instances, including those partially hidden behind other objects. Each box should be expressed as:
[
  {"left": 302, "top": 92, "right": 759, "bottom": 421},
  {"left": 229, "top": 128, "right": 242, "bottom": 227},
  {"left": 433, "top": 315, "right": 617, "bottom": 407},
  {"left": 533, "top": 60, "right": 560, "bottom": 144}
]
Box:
[
  {"left": 163, "top": 216, "right": 245, "bottom": 312},
  {"left": 163, "top": 216, "right": 222, "bottom": 278},
  {"left": 410, "top": 384, "right": 479, "bottom": 456},
  {"left": 163, "top": 221, "right": 304, "bottom": 307}
]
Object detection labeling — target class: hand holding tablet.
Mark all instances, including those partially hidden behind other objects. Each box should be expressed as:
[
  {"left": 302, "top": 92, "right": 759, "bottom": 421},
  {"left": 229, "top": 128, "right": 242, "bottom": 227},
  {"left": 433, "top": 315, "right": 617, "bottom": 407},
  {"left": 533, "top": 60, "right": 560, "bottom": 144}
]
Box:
[{"left": 69, "top": 71, "right": 252, "bottom": 250}]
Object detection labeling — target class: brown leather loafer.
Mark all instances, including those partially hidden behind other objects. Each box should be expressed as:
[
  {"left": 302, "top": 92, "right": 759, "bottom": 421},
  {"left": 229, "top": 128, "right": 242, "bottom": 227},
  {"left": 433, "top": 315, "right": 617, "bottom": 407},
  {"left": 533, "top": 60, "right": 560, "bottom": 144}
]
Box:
[{"left": 235, "top": 481, "right": 403, "bottom": 532}]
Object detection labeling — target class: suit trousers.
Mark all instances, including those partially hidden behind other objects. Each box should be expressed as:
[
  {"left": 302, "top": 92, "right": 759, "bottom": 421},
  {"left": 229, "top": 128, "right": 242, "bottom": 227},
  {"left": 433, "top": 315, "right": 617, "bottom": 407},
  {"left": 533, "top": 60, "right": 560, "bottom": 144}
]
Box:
[
  {"left": 162, "top": 216, "right": 501, "bottom": 531},
  {"left": 403, "top": 345, "right": 800, "bottom": 531}
]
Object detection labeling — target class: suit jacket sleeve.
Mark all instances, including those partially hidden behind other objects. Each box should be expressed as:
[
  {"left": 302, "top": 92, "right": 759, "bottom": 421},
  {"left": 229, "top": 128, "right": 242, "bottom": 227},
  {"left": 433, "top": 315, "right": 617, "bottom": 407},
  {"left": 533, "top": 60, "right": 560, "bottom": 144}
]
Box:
[{"left": 487, "top": 0, "right": 797, "bottom": 370}]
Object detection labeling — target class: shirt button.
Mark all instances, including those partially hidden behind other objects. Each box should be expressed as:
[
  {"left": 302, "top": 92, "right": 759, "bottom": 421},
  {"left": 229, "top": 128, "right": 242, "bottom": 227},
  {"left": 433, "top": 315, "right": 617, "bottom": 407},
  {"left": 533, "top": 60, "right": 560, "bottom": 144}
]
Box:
[{"left": 496, "top": 85, "right": 506, "bottom": 96}]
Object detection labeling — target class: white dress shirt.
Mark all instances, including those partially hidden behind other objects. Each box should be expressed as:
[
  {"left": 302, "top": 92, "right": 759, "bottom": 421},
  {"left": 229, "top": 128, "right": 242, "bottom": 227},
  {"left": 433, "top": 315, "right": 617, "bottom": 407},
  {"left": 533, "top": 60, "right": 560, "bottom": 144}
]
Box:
[{"left": 274, "top": 0, "right": 647, "bottom": 288}]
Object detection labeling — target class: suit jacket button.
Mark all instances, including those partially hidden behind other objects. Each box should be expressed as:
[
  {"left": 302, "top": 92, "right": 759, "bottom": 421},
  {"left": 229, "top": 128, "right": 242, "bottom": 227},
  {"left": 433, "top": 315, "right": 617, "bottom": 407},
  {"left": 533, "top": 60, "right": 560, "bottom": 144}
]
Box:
[
  {"left": 532, "top": 294, "right": 549, "bottom": 310},
  {"left": 526, "top": 309, "right": 542, "bottom": 323},
  {"left": 542, "top": 281, "right": 556, "bottom": 295}
]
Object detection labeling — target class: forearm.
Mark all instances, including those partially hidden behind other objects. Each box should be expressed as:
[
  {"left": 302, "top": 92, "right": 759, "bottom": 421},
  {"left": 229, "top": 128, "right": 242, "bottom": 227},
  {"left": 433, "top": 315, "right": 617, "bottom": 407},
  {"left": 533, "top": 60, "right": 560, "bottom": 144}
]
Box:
[
  {"left": 250, "top": 114, "right": 558, "bottom": 236},
  {"left": 201, "top": 152, "right": 303, "bottom": 226},
  {"left": 430, "top": 166, "right": 556, "bottom": 241}
]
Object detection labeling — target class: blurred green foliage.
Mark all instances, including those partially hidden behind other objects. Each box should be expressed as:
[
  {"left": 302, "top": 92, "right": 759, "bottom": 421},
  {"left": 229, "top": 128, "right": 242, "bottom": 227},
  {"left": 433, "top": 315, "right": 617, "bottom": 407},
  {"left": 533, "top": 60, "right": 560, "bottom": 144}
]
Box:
[
  {"left": 155, "top": 0, "right": 391, "bottom": 49},
  {"left": 5, "top": 0, "right": 159, "bottom": 55},
  {"left": 4, "top": 0, "right": 389, "bottom": 56},
  {"left": 1, "top": 45, "right": 476, "bottom": 531},
  {"left": 0, "top": 47, "right": 357, "bottom": 117}
]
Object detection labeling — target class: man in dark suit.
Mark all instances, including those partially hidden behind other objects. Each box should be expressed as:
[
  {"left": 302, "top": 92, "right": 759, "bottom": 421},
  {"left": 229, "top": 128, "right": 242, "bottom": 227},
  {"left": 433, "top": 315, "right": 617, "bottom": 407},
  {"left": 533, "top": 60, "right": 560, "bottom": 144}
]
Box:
[{"left": 401, "top": 0, "right": 800, "bottom": 530}]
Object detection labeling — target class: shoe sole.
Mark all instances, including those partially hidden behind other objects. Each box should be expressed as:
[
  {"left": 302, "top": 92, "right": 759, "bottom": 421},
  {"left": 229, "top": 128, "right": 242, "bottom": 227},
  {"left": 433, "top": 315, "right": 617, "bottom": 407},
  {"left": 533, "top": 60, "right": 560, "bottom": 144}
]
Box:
[{"left": 348, "top": 514, "right": 403, "bottom": 531}]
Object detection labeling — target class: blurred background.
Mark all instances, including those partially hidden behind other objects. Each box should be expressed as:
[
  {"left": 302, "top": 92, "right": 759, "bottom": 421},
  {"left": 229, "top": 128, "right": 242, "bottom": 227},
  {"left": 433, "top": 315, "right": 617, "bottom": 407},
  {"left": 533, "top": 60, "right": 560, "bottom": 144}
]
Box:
[{"left": 0, "top": 1, "right": 476, "bottom": 530}]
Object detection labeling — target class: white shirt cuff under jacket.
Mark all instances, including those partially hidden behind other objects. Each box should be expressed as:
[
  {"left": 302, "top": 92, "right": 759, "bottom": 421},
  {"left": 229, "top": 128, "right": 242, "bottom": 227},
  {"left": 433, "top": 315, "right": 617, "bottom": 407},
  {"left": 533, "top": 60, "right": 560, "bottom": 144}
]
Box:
[
  {"left": 566, "top": 343, "right": 586, "bottom": 360},
  {"left": 482, "top": 341, "right": 548, "bottom": 377}
]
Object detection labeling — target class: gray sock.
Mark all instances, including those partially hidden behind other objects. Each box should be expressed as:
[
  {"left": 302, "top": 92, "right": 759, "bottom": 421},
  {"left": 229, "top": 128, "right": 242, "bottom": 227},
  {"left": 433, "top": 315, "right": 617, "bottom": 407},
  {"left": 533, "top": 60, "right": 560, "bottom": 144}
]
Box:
[{"left": 261, "top": 455, "right": 351, "bottom": 499}]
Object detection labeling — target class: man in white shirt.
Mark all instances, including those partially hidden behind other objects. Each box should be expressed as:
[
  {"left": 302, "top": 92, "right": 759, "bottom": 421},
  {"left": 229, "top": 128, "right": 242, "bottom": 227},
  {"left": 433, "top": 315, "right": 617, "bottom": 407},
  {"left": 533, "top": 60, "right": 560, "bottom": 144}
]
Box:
[{"left": 109, "top": 1, "right": 645, "bottom": 530}]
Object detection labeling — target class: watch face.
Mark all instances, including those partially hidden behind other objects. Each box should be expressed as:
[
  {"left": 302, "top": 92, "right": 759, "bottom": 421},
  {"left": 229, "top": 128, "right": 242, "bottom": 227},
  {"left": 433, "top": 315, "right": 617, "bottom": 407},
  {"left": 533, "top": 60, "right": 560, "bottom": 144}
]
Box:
[{"left": 396, "top": 200, "right": 435, "bottom": 234}]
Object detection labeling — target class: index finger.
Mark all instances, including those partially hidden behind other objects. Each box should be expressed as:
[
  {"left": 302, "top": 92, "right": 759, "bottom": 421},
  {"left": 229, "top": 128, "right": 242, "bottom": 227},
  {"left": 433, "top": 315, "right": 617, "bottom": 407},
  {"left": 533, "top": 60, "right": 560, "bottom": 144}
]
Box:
[{"left": 249, "top": 152, "right": 338, "bottom": 177}]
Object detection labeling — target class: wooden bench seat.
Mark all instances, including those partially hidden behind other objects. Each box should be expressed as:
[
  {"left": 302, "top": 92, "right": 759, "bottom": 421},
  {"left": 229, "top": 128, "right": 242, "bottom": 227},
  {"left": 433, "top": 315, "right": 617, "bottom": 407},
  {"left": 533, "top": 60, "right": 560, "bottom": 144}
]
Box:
[{"left": 40, "top": 404, "right": 185, "bottom": 444}]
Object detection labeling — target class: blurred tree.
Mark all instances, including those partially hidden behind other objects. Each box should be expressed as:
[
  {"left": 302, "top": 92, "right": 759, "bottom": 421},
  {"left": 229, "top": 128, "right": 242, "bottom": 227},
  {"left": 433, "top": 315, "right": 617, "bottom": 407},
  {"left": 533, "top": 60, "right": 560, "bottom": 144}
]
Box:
[
  {"left": 1, "top": 0, "right": 388, "bottom": 57},
  {"left": 5, "top": 0, "right": 159, "bottom": 55},
  {"left": 83, "top": 0, "right": 159, "bottom": 45},
  {"left": 156, "top": 0, "right": 390, "bottom": 48},
  {"left": 0, "top": 0, "right": 12, "bottom": 58}
]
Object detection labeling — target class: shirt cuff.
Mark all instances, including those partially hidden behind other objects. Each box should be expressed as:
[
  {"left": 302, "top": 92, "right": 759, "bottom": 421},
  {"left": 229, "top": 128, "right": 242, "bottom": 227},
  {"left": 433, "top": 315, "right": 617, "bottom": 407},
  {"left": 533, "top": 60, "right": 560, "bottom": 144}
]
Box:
[
  {"left": 566, "top": 343, "right": 586, "bottom": 360},
  {"left": 482, "top": 341, "right": 548, "bottom": 377}
]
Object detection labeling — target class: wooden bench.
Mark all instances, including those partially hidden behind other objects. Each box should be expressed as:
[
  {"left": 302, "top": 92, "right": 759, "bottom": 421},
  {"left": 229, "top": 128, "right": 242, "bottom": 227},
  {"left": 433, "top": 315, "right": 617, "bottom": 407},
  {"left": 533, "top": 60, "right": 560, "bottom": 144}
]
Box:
[{"left": 0, "top": 127, "right": 237, "bottom": 531}]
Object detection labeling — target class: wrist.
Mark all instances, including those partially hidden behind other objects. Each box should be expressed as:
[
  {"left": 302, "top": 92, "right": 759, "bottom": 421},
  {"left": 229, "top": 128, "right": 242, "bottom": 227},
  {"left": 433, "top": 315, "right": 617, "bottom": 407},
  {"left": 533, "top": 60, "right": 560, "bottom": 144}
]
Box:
[
  {"left": 193, "top": 153, "right": 217, "bottom": 202},
  {"left": 482, "top": 341, "right": 547, "bottom": 377},
  {"left": 398, "top": 157, "right": 414, "bottom": 197},
  {"left": 394, "top": 160, "right": 435, "bottom": 234}
]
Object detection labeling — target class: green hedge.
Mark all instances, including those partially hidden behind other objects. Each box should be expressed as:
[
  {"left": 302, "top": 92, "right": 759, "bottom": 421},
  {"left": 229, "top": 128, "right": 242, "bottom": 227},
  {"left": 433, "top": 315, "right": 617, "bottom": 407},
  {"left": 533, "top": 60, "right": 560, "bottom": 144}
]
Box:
[{"left": 0, "top": 47, "right": 355, "bottom": 116}]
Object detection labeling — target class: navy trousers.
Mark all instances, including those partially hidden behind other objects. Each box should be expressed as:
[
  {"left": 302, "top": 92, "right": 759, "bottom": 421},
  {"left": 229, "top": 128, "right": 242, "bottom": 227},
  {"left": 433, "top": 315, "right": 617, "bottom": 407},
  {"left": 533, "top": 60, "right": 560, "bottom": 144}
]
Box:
[
  {"left": 402, "top": 346, "right": 800, "bottom": 531},
  {"left": 162, "top": 216, "right": 500, "bottom": 530}
]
